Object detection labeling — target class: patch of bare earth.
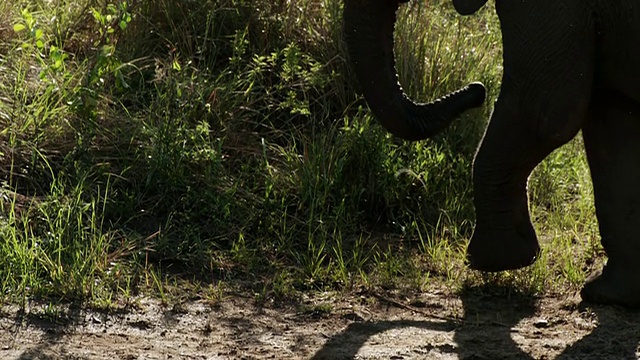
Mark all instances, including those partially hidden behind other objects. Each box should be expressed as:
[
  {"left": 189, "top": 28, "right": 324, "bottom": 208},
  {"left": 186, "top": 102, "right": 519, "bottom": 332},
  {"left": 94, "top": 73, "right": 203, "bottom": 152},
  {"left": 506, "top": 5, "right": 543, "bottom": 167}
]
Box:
[{"left": 1, "top": 288, "right": 639, "bottom": 360}]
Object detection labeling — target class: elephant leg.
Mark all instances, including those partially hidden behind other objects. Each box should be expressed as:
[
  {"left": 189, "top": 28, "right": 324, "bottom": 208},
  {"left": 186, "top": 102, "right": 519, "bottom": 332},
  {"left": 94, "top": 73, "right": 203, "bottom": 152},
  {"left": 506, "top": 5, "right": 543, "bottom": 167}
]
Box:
[
  {"left": 466, "top": 89, "right": 589, "bottom": 271},
  {"left": 466, "top": 0, "right": 595, "bottom": 272},
  {"left": 580, "top": 93, "right": 640, "bottom": 308}
]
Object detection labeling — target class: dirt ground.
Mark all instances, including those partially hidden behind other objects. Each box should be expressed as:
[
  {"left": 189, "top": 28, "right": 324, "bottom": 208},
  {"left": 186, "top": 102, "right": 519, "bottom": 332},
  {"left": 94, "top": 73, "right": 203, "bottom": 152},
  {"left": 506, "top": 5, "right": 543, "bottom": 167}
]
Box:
[{"left": 1, "top": 287, "right": 639, "bottom": 360}]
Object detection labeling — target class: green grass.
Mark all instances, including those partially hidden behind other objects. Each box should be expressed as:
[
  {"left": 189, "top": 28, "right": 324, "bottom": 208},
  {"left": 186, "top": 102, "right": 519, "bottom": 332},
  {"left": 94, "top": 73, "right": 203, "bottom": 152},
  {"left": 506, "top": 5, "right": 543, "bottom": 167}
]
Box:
[{"left": 0, "top": 0, "right": 602, "bottom": 308}]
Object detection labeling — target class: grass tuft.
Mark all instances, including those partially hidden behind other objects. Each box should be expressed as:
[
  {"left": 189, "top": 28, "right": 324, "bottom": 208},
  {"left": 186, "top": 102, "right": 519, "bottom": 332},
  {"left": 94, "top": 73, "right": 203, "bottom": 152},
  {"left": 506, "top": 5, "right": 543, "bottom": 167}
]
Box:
[{"left": 0, "top": 0, "right": 601, "bottom": 307}]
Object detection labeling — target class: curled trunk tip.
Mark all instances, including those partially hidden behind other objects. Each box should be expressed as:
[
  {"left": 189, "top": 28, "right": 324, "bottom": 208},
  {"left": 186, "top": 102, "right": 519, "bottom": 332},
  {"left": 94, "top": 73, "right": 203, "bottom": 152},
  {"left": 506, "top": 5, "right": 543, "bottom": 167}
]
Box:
[{"left": 343, "top": 0, "right": 486, "bottom": 141}]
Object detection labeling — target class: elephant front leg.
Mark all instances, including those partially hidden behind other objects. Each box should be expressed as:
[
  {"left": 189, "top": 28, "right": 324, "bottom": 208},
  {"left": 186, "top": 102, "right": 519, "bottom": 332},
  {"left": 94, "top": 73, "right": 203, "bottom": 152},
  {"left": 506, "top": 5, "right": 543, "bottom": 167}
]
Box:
[
  {"left": 466, "top": 109, "right": 536, "bottom": 271},
  {"left": 580, "top": 94, "right": 640, "bottom": 308},
  {"left": 466, "top": 0, "right": 595, "bottom": 272},
  {"left": 467, "top": 80, "right": 590, "bottom": 271}
]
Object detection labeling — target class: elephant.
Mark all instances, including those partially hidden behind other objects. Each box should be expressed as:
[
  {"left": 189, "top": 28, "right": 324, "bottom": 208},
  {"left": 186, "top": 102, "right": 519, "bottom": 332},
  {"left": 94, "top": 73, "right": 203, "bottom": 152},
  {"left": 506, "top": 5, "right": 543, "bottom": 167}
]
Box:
[{"left": 343, "top": 0, "right": 640, "bottom": 308}]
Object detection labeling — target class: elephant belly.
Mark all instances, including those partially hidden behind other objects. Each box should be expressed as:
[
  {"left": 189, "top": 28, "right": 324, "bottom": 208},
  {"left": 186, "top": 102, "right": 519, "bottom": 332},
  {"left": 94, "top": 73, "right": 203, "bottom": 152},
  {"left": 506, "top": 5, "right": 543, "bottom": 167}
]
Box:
[{"left": 595, "top": 3, "right": 640, "bottom": 103}]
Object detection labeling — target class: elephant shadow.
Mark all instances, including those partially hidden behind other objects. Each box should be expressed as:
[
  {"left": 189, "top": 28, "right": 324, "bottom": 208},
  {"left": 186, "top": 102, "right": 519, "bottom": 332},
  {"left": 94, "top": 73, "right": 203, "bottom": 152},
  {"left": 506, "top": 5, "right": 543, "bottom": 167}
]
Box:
[
  {"left": 311, "top": 285, "right": 537, "bottom": 360},
  {"left": 309, "top": 318, "right": 458, "bottom": 359},
  {"left": 556, "top": 303, "right": 640, "bottom": 360},
  {"left": 453, "top": 285, "right": 537, "bottom": 359},
  {"left": 310, "top": 285, "right": 640, "bottom": 359}
]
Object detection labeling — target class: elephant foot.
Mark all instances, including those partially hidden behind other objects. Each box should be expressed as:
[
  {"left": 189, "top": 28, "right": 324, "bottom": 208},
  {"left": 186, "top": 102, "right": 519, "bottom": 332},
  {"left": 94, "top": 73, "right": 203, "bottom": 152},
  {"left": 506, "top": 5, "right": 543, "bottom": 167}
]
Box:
[
  {"left": 466, "top": 219, "right": 540, "bottom": 272},
  {"left": 580, "top": 262, "right": 640, "bottom": 308}
]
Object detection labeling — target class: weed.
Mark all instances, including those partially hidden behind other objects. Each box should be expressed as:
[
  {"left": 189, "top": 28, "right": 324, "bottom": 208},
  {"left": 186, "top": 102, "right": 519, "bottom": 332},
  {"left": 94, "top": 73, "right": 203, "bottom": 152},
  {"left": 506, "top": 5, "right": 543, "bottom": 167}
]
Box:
[{"left": 0, "top": 0, "right": 599, "bottom": 307}]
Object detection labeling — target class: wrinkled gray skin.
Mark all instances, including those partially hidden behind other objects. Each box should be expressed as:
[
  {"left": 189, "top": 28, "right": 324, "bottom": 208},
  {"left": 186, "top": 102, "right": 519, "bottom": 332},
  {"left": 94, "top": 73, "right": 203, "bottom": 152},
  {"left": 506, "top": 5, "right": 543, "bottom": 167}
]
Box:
[{"left": 344, "top": 0, "right": 640, "bottom": 308}]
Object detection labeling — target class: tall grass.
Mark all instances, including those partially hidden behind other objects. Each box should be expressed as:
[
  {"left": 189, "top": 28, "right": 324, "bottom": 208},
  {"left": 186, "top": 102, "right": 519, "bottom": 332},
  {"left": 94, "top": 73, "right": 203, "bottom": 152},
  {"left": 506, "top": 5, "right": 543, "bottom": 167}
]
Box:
[{"left": 0, "top": 0, "right": 600, "bottom": 306}]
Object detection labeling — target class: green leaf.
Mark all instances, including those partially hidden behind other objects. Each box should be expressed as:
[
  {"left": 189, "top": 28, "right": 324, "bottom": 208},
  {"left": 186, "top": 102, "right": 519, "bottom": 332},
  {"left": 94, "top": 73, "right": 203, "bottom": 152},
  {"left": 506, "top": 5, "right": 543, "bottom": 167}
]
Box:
[
  {"left": 91, "top": 8, "right": 103, "bottom": 23},
  {"left": 13, "top": 23, "right": 27, "bottom": 32}
]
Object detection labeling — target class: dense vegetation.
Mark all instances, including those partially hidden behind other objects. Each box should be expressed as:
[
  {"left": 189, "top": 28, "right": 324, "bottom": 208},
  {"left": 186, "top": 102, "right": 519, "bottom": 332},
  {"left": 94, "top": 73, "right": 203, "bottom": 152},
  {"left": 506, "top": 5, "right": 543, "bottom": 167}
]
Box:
[{"left": 0, "top": 0, "right": 602, "bottom": 307}]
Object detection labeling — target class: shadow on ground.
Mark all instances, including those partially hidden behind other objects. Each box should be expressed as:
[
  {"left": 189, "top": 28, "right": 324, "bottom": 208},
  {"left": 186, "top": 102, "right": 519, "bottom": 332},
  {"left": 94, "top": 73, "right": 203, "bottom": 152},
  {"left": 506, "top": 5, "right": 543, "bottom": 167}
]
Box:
[
  {"left": 311, "top": 284, "right": 640, "bottom": 359},
  {"left": 453, "top": 285, "right": 537, "bottom": 359},
  {"left": 557, "top": 304, "right": 640, "bottom": 360},
  {"left": 3, "top": 305, "right": 90, "bottom": 360},
  {"left": 2, "top": 287, "right": 640, "bottom": 359},
  {"left": 311, "top": 319, "right": 459, "bottom": 359}
]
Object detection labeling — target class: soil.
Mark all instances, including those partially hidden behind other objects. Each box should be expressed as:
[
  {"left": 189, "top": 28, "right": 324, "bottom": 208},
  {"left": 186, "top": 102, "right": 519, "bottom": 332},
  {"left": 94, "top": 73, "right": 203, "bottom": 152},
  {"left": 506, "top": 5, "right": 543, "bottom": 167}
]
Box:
[{"left": 1, "top": 287, "right": 639, "bottom": 360}]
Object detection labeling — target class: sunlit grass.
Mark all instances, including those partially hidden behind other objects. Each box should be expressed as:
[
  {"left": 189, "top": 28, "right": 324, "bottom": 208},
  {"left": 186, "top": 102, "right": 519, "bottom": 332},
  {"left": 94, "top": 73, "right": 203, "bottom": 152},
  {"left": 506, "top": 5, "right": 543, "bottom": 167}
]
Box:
[{"left": 0, "top": 0, "right": 600, "bottom": 308}]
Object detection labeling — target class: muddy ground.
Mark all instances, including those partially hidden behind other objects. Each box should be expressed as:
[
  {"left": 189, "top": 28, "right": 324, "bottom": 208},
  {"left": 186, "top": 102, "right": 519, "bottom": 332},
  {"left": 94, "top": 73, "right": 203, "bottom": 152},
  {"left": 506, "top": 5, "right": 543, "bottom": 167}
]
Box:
[{"left": 1, "top": 287, "right": 639, "bottom": 360}]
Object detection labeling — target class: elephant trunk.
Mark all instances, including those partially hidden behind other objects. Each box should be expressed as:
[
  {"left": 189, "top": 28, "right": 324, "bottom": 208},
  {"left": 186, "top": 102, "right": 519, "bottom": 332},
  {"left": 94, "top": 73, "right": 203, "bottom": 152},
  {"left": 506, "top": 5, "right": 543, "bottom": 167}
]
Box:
[{"left": 343, "top": 0, "right": 486, "bottom": 141}]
